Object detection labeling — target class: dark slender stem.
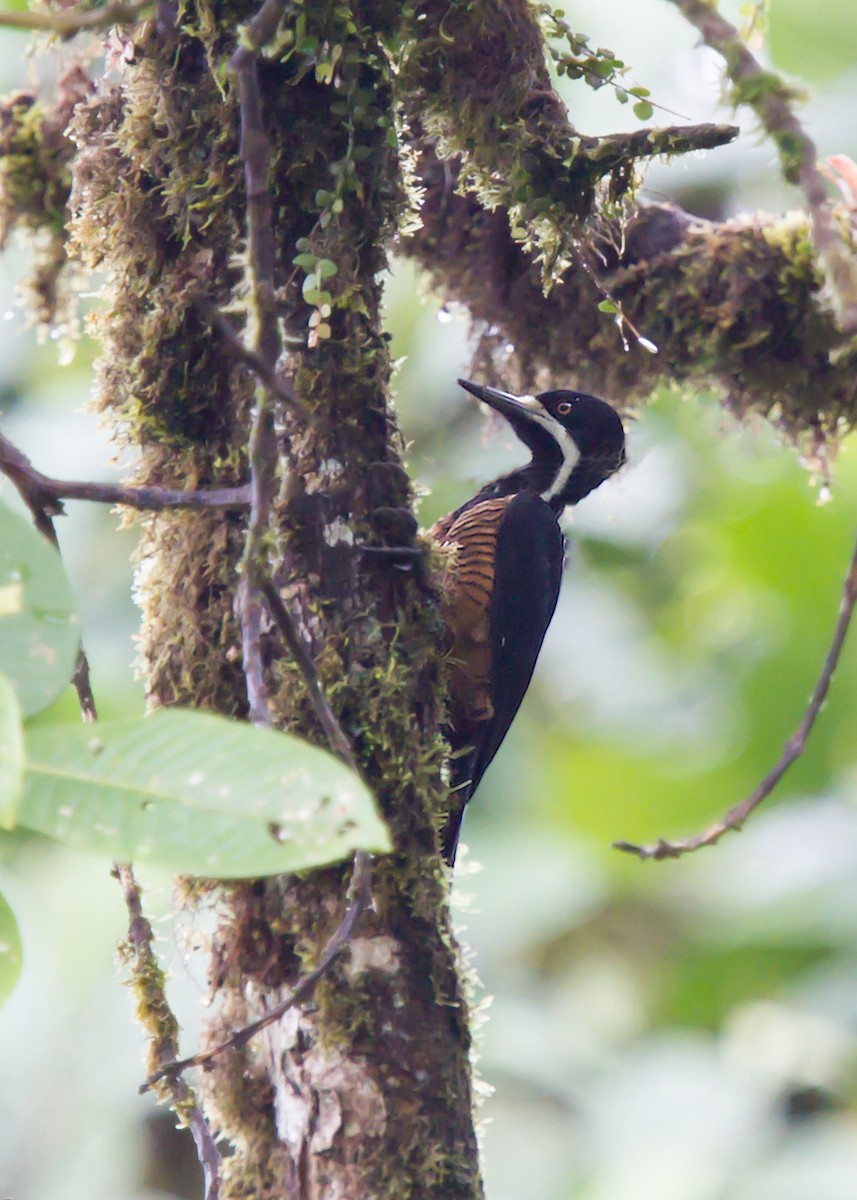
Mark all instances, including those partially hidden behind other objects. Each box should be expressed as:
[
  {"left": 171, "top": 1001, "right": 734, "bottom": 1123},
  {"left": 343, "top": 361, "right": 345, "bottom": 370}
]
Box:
[
  {"left": 1, "top": 426, "right": 247, "bottom": 718},
  {"left": 1, "top": 433, "right": 100, "bottom": 718},
  {"left": 193, "top": 295, "right": 314, "bottom": 426},
  {"left": 261, "top": 578, "right": 359, "bottom": 771},
  {"left": 0, "top": 431, "right": 250, "bottom": 513},
  {"left": 141, "top": 850, "right": 372, "bottom": 1091},
  {"left": 670, "top": 0, "right": 857, "bottom": 332},
  {"left": 72, "top": 649, "right": 99, "bottom": 722},
  {"left": 231, "top": 0, "right": 289, "bottom": 727},
  {"left": 615, "top": 523, "right": 857, "bottom": 861},
  {"left": 115, "top": 864, "right": 222, "bottom": 1200},
  {"left": 50, "top": 479, "right": 249, "bottom": 511}
]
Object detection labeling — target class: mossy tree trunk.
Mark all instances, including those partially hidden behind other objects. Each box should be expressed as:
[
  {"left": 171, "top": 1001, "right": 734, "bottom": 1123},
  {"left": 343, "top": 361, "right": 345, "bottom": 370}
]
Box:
[{"left": 69, "top": 3, "right": 480, "bottom": 1196}]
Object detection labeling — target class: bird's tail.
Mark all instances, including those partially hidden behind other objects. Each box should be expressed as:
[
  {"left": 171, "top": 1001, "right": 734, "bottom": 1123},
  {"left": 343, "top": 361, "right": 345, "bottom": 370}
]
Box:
[{"left": 441, "top": 751, "right": 476, "bottom": 866}]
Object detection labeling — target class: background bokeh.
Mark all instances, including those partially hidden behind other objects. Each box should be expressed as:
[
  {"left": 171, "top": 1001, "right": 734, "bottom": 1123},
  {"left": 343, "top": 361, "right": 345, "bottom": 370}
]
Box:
[{"left": 3, "top": 1, "right": 857, "bottom": 1197}]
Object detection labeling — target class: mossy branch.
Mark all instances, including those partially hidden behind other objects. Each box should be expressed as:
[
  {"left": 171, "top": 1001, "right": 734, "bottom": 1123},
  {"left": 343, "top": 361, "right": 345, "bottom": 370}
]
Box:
[
  {"left": 231, "top": 0, "right": 288, "bottom": 727},
  {"left": 115, "top": 864, "right": 222, "bottom": 1200},
  {"left": 670, "top": 0, "right": 857, "bottom": 332},
  {"left": 403, "top": 150, "right": 857, "bottom": 442},
  {"left": 397, "top": 0, "right": 735, "bottom": 283}
]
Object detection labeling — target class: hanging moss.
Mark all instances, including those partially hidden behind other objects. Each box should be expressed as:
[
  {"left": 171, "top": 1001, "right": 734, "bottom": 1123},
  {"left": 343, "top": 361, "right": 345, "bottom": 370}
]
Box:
[
  {"left": 394, "top": 0, "right": 735, "bottom": 286},
  {"left": 0, "top": 65, "right": 92, "bottom": 326}
]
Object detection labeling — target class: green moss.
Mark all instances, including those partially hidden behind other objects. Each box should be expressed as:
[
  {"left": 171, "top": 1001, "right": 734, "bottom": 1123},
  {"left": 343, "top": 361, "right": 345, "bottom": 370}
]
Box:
[
  {"left": 0, "top": 69, "right": 92, "bottom": 327},
  {"left": 771, "top": 128, "right": 807, "bottom": 184},
  {"left": 394, "top": 0, "right": 732, "bottom": 292},
  {"left": 728, "top": 65, "right": 802, "bottom": 110}
]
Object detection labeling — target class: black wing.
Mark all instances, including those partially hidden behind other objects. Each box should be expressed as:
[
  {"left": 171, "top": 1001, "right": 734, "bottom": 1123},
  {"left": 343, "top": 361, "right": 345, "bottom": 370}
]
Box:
[{"left": 444, "top": 492, "right": 563, "bottom": 862}]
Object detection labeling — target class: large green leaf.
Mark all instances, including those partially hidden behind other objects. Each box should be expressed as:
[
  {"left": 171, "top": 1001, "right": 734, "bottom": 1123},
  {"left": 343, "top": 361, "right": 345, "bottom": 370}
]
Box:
[
  {"left": 0, "top": 673, "right": 23, "bottom": 828},
  {"left": 0, "top": 886, "right": 22, "bottom": 1008},
  {"left": 19, "top": 709, "right": 389, "bottom": 876},
  {"left": 0, "top": 500, "right": 79, "bottom": 717}
]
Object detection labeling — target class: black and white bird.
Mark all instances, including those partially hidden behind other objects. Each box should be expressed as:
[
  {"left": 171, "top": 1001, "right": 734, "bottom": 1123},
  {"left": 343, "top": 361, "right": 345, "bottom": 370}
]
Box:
[{"left": 432, "top": 378, "right": 626, "bottom": 865}]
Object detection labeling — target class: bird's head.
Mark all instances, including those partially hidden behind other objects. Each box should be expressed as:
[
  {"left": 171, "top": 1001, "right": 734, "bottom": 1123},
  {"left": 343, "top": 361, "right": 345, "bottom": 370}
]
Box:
[{"left": 457, "top": 378, "right": 626, "bottom": 508}]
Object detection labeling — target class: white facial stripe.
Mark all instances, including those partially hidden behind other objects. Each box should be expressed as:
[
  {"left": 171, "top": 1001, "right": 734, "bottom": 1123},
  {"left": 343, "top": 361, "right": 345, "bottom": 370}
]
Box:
[
  {"left": 539, "top": 419, "right": 580, "bottom": 501},
  {"left": 513, "top": 400, "right": 580, "bottom": 501}
]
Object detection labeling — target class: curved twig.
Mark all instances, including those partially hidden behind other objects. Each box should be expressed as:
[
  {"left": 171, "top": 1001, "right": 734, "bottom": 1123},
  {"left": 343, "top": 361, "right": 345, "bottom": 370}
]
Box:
[
  {"left": 615, "top": 522, "right": 857, "bottom": 861},
  {"left": 141, "top": 849, "right": 372, "bottom": 1091},
  {"left": 231, "top": 0, "right": 289, "bottom": 728},
  {"left": 115, "top": 864, "right": 222, "bottom": 1200},
  {"left": 671, "top": 0, "right": 857, "bottom": 332}
]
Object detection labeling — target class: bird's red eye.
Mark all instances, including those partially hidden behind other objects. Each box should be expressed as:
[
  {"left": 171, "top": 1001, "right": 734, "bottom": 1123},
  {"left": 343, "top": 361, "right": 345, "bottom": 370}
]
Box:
[{"left": 556, "top": 401, "right": 572, "bottom": 415}]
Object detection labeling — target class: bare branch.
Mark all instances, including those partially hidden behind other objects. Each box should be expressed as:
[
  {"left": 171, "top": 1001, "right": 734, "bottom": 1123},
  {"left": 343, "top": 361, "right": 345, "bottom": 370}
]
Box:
[
  {"left": 615, "top": 523, "right": 857, "bottom": 862},
  {"left": 0, "top": 431, "right": 250, "bottom": 513},
  {"left": 114, "top": 864, "right": 222, "bottom": 1200},
  {"left": 0, "top": 431, "right": 100, "bottom": 717},
  {"left": 141, "top": 850, "right": 372, "bottom": 1092},
  {"left": 0, "top": 426, "right": 249, "bottom": 718},
  {"left": 261, "top": 578, "right": 359, "bottom": 771},
  {"left": 670, "top": 0, "right": 857, "bottom": 332},
  {"left": 0, "top": 0, "right": 151, "bottom": 36}
]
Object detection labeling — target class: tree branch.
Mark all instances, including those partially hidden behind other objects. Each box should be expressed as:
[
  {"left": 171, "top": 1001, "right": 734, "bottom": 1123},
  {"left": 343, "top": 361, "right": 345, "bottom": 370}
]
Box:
[
  {"left": 614, "top": 521, "right": 857, "bottom": 861},
  {"left": 114, "top": 864, "right": 222, "bottom": 1200},
  {"left": 0, "top": 426, "right": 251, "bottom": 718},
  {"left": 261, "top": 578, "right": 359, "bottom": 772},
  {"left": 0, "top": 431, "right": 99, "bottom": 717},
  {"left": 670, "top": 0, "right": 857, "bottom": 332},
  {"left": 0, "top": 431, "right": 251, "bottom": 513},
  {"left": 403, "top": 150, "right": 857, "bottom": 441},
  {"left": 193, "top": 294, "right": 314, "bottom": 426}
]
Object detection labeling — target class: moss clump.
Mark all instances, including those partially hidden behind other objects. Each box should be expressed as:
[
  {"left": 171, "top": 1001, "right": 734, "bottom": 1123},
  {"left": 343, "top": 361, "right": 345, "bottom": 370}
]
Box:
[
  {"left": 0, "top": 66, "right": 91, "bottom": 326},
  {"left": 405, "top": 170, "right": 857, "bottom": 447},
  {"left": 394, "top": 0, "right": 733, "bottom": 288}
]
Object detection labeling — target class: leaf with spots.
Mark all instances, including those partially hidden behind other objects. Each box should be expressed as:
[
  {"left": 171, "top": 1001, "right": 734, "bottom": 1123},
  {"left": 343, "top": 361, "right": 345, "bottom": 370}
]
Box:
[
  {"left": 0, "top": 500, "right": 79, "bottom": 717},
  {"left": 19, "top": 710, "right": 389, "bottom": 877}
]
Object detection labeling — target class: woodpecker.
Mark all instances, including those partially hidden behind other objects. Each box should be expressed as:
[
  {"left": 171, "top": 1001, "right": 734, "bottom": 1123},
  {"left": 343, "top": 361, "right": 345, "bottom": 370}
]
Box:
[{"left": 433, "top": 378, "right": 626, "bottom": 865}]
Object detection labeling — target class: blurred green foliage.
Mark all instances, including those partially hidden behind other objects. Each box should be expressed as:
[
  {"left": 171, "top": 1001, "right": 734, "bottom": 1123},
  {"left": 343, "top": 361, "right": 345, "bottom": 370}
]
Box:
[
  {"left": 3, "top": 2, "right": 857, "bottom": 1198},
  {"left": 769, "top": 0, "right": 857, "bottom": 79}
]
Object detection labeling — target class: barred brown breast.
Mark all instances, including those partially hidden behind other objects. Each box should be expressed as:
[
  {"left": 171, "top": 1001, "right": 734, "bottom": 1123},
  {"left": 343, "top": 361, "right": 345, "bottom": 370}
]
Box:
[
  {"left": 432, "top": 495, "right": 516, "bottom": 733},
  {"left": 429, "top": 378, "right": 625, "bottom": 866}
]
